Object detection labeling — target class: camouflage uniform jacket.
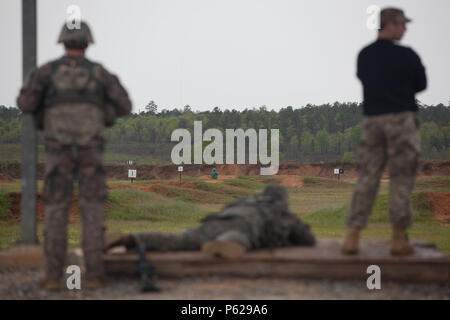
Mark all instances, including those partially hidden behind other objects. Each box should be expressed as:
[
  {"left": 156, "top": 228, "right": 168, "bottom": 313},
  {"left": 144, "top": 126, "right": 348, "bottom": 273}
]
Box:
[
  {"left": 17, "top": 55, "right": 132, "bottom": 146},
  {"left": 202, "top": 193, "right": 316, "bottom": 249}
]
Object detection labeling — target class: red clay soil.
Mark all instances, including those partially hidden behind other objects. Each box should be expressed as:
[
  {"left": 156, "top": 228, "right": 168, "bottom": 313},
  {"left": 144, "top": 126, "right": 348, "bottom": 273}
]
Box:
[
  {"left": 426, "top": 192, "right": 450, "bottom": 225},
  {"left": 104, "top": 161, "right": 449, "bottom": 181},
  {"left": 421, "top": 161, "right": 450, "bottom": 176},
  {"left": 110, "top": 181, "right": 197, "bottom": 191},
  {"left": 3, "top": 192, "right": 80, "bottom": 222},
  {"left": 4, "top": 193, "right": 45, "bottom": 219},
  {"left": 0, "top": 173, "right": 13, "bottom": 182},
  {"left": 108, "top": 175, "right": 305, "bottom": 200},
  {"left": 278, "top": 175, "right": 304, "bottom": 188},
  {"left": 1, "top": 160, "right": 449, "bottom": 180},
  {"left": 109, "top": 181, "right": 199, "bottom": 197}
]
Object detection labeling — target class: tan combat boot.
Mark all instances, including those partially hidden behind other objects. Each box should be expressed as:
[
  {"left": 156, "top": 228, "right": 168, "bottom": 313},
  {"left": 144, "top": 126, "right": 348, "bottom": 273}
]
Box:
[
  {"left": 390, "top": 227, "right": 414, "bottom": 256},
  {"left": 341, "top": 226, "right": 360, "bottom": 254},
  {"left": 104, "top": 232, "right": 134, "bottom": 252},
  {"left": 84, "top": 275, "right": 109, "bottom": 290},
  {"left": 39, "top": 277, "right": 62, "bottom": 291},
  {"left": 202, "top": 231, "right": 248, "bottom": 259},
  {"left": 202, "top": 241, "right": 246, "bottom": 259}
]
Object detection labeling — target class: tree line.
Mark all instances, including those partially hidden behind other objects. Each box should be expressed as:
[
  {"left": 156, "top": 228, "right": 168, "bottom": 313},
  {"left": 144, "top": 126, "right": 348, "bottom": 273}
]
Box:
[{"left": 1, "top": 101, "right": 449, "bottom": 162}]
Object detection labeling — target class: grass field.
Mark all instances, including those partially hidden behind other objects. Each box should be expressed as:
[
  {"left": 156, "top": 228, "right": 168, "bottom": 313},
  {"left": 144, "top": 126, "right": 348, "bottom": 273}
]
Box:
[{"left": 0, "top": 175, "right": 449, "bottom": 254}]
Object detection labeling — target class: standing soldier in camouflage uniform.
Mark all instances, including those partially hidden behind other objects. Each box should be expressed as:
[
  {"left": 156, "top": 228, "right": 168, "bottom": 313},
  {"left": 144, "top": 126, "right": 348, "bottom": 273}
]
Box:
[
  {"left": 17, "top": 22, "right": 132, "bottom": 290},
  {"left": 105, "top": 184, "right": 316, "bottom": 258},
  {"left": 342, "top": 8, "right": 427, "bottom": 255}
]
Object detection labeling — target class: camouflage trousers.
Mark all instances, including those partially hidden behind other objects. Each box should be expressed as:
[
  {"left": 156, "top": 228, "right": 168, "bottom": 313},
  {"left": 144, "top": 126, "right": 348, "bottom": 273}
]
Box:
[
  {"left": 347, "top": 111, "right": 420, "bottom": 228},
  {"left": 43, "top": 141, "right": 107, "bottom": 279},
  {"left": 134, "top": 219, "right": 254, "bottom": 252}
]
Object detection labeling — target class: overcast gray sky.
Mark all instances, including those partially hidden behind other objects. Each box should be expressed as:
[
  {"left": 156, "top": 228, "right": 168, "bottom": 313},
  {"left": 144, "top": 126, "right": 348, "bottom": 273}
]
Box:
[{"left": 1, "top": 0, "right": 449, "bottom": 113}]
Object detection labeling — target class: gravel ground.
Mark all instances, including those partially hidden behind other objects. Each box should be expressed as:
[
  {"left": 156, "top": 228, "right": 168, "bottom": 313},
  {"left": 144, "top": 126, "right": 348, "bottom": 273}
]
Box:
[{"left": 0, "top": 268, "right": 449, "bottom": 300}]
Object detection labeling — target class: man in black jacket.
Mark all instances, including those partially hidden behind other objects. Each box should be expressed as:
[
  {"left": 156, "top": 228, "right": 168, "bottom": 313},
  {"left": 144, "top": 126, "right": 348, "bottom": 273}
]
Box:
[{"left": 342, "top": 8, "right": 427, "bottom": 255}]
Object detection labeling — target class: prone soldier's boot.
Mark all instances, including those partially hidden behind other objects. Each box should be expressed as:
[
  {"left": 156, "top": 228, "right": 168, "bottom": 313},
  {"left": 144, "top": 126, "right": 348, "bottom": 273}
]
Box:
[
  {"left": 390, "top": 227, "right": 414, "bottom": 256},
  {"left": 202, "top": 230, "right": 249, "bottom": 259},
  {"left": 104, "top": 232, "right": 136, "bottom": 251},
  {"left": 341, "top": 226, "right": 360, "bottom": 255},
  {"left": 39, "top": 277, "right": 62, "bottom": 291}
]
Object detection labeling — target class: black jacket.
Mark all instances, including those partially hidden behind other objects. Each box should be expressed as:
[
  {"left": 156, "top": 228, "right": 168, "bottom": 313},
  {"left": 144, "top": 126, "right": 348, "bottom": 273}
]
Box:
[{"left": 357, "top": 39, "right": 427, "bottom": 116}]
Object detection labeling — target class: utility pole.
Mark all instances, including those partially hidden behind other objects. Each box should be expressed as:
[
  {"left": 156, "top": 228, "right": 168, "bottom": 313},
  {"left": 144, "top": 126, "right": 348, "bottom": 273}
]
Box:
[{"left": 20, "top": 0, "right": 38, "bottom": 244}]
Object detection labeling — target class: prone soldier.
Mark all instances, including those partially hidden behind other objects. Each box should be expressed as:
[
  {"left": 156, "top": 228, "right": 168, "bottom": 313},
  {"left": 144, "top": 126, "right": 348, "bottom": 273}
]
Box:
[
  {"left": 105, "top": 184, "right": 316, "bottom": 257},
  {"left": 17, "top": 21, "right": 132, "bottom": 290}
]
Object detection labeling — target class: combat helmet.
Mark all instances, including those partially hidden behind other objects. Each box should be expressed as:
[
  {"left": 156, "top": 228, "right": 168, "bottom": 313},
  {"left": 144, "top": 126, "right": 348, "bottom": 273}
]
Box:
[
  {"left": 57, "top": 21, "right": 94, "bottom": 49},
  {"left": 261, "top": 184, "right": 289, "bottom": 213},
  {"left": 263, "top": 184, "right": 288, "bottom": 203}
]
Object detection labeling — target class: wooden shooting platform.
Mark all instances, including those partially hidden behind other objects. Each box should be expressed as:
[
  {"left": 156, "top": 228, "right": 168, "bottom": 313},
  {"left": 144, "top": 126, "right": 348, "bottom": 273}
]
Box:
[{"left": 104, "top": 238, "right": 450, "bottom": 284}]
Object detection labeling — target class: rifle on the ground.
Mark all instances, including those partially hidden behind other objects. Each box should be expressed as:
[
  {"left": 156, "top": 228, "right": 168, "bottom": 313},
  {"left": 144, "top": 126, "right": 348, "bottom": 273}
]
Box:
[{"left": 137, "top": 240, "right": 161, "bottom": 292}]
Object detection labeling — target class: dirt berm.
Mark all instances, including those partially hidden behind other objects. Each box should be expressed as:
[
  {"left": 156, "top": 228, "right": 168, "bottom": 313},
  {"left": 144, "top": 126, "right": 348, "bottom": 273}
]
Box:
[{"left": 1, "top": 160, "right": 449, "bottom": 181}]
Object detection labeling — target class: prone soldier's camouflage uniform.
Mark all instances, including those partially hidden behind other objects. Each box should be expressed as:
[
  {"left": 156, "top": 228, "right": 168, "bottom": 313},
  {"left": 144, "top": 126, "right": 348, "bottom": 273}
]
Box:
[
  {"left": 347, "top": 112, "right": 420, "bottom": 228},
  {"left": 107, "top": 184, "right": 316, "bottom": 256},
  {"left": 17, "top": 22, "right": 132, "bottom": 283}
]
